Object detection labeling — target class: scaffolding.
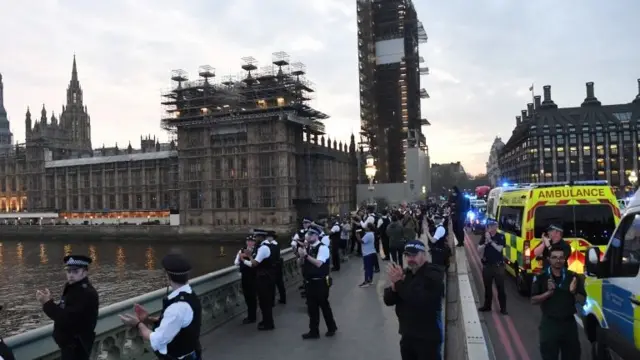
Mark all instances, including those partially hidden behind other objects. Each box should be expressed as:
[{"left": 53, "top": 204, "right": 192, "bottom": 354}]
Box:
[{"left": 161, "top": 51, "right": 326, "bottom": 135}]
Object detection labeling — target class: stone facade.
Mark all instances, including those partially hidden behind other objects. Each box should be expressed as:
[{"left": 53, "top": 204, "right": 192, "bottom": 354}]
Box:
[
  {"left": 486, "top": 137, "right": 504, "bottom": 186},
  {"left": 162, "top": 54, "right": 358, "bottom": 230}
]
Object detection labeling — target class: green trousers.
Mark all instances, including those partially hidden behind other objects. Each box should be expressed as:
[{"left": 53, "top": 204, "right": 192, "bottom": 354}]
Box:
[{"left": 539, "top": 316, "right": 581, "bottom": 360}]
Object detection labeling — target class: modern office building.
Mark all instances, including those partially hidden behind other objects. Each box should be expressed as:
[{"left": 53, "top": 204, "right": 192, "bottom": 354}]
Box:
[
  {"left": 499, "top": 80, "right": 640, "bottom": 195},
  {"left": 486, "top": 137, "right": 505, "bottom": 186},
  {"left": 356, "top": 0, "right": 429, "bottom": 183}
]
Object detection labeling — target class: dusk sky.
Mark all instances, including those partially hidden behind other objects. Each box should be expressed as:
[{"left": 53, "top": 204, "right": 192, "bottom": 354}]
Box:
[{"left": 0, "top": 0, "right": 639, "bottom": 175}]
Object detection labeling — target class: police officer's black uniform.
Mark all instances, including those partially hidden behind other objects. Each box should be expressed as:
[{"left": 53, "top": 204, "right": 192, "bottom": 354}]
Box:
[
  {"left": 267, "top": 231, "right": 286, "bottom": 305},
  {"left": 379, "top": 213, "right": 391, "bottom": 260},
  {"left": 383, "top": 241, "right": 446, "bottom": 360},
  {"left": 428, "top": 214, "right": 448, "bottom": 267},
  {"left": 238, "top": 235, "right": 258, "bottom": 324},
  {"left": 531, "top": 246, "right": 584, "bottom": 360},
  {"left": 477, "top": 220, "right": 507, "bottom": 314},
  {"left": 253, "top": 229, "right": 276, "bottom": 330},
  {"left": 153, "top": 253, "right": 202, "bottom": 360},
  {"left": 0, "top": 306, "right": 16, "bottom": 360},
  {"left": 329, "top": 221, "right": 342, "bottom": 271},
  {"left": 301, "top": 228, "right": 338, "bottom": 339},
  {"left": 43, "top": 255, "right": 99, "bottom": 360}
]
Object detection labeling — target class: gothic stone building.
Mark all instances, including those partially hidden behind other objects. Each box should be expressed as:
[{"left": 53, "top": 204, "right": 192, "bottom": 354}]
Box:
[
  {"left": 500, "top": 80, "right": 640, "bottom": 195},
  {"left": 161, "top": 53, "right": 357, "bottom": 230},
  {"left": 1, "top": 57, "right": 179, "bottom": 218}
]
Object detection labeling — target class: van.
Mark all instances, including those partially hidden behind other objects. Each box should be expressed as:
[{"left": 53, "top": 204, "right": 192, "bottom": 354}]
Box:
[
  {"left": 495, "top": 180, "right": 620, "bottom": 295},
  {"left": 582, "top": 190, "right": 640, "bottom": 359}
]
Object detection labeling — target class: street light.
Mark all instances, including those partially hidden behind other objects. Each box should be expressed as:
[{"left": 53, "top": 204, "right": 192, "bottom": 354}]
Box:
[
  {"left": 365, "top": 154, "right": 377, "bottom": 205},
  {"left": 629, "top": 171, "right": 638, "bottom": 191}
]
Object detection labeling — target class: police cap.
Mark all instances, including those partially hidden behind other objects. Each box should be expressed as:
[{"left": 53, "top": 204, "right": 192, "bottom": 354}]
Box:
[
  {"left": 267, "top": 230, "right": 277, "bottom": 238},
  {"left": 547, "top": 224, "right": 563, "bottom": 233},
  {"left": 306, "top": 227, "right": 321, "bottom": 237},
  {"left": 63, "top": 254, "right": 92, "bottom": 269},
  {"left": 486, "top": 218, "right": 498, "bottom": 226},
  {"left": 245, "top": 234, "right": 255, "bottom": 241},
  {"left": 302, "top": 217, "right": 312, "bottom": 224},
  {"left": 161, "top": 253, "right": 192, "bottom": 275},
  {"left": 253, "top": 228, "right": 268, "bottom": 237}
]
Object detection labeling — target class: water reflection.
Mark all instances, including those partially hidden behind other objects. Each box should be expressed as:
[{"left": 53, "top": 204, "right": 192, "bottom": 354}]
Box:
[
  {"left": 16, "top": 242, "right": 23, "bottom": 265},
  {"left": 39, "top": 243, "right": 48, "bottom": 264},
  {"left": 0, "top": 239, "right": 242, "bottom": 338},
  {"left": 89, "top": 245, "right": 98, "bottom": 266},
  {"left": 145, "top": 247, "right": 155, "bottom": 270}
]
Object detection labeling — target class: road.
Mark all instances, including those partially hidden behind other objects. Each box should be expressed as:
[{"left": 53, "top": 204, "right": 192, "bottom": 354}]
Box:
[{"left": 462, "top": 230, "right": 592, "bottom": 360}]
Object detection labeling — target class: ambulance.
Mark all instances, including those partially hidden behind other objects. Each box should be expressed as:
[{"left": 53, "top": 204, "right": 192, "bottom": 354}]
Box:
[
  {"left": 581, "top": 189, "right": 640, "bottom": 359},
  {"left": 495, "top": 180, "right": 620, "bottom": 296}
]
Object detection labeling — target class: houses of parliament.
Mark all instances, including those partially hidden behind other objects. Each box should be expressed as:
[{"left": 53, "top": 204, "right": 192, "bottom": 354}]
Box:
[{"left": 0, "top": 55, "right": 357, "bottom": 230}]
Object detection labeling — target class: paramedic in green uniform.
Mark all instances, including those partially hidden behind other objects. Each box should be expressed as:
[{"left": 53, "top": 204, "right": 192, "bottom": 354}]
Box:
[{"left": 530, "top": 245, "right": 585, "bottom": 360}]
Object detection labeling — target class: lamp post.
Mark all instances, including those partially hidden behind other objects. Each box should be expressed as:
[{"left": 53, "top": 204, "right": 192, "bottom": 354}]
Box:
[
  {"left": 629, "top": 171, "right": 638, "bottom": 193},
  {"left": 365, "top": 154, "right": 377, "bottom": 206}
]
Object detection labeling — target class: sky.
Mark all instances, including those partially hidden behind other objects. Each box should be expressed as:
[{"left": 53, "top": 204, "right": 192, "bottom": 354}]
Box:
[{"left": 0, "top": 0, "right": 639, "bottom": 175}]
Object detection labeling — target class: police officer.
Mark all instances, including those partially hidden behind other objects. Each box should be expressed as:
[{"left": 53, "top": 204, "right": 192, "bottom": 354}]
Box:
[
  {"left": 36, "top": 255, "right": 99, "bottom": 360},
  {"left": 120, "top": 252, "right": 202, "bottom": 359},
  {"left": 533, "top": 224, "right": 572, "bottom": 269},
  {"left": 0, "top": 306, "right": 16, "bottom": 360},
  {"left": 531, "top": 245, "right": 584, "bottom": 360},
  {"left": 477, "top": 219, "right": 507, "bottom": 315},
  {"left": 329, "top": 220, "right": 342, "bottom": 271},
  {"left": 383, "top": 240, "right": 446, "bottom": 360},
  {"left": 298, "top": 227, "right": 338, "bottom": 339},
  {"left": 242, "top": 229, "right": 276, "bottom": 330},
  {"left": 292, "top": 217, "right": 313, "bottom": 245},
  {"left": 267, "top": 230, "right": 286, "bottom": 305},
  {"left": 235, "top": 235, "right": 258, "bottom": 324},
  {"left": 427, "top": 213, "right": 448, "bottom": 267}
]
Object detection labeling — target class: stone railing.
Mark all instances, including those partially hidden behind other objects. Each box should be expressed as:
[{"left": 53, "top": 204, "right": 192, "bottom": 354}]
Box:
[{"left": 5, "top": 248, "right": 301, "bottom": 360}]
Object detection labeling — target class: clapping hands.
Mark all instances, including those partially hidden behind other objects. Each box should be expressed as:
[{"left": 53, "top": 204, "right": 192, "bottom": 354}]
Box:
[{"left": 387, "top": 263, "right": 405, "bottom": 283}]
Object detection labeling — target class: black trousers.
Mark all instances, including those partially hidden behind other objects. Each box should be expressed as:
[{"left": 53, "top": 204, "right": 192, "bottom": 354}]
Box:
[
  {"left": 0, "top": 339, "right": 16, "bottom": 360},
  {"left": 305, "top": 279, "right": 337, "bottom": 334},
  {"left": 381, "top": 235, "right": 390, "bottom": 259},
  {"left": 350, "top": 234, "right": 361, "bottom": 254},
  {"left": 400, "top": 336, "right": 441, "bottom": 360},
  {"left": 59, "top": 343, "right": 93, "bottom": 360},
  {"left": 272, "top": 262, "right": 286, "bottom": 304},
  {"left": 389, "top": 246, "right": 404, "bottom": 267},
  {"left": 481, "top": 263, "right": 506, "bottom": 311},
  {"left": 257, "top": 275, "right": 275, "bottom": 326},
  {"left": 330, "top": 240, "right": 341, "bottom": 270},
  {"left": 241, "top": 273, "right": 257, "bottom": 320},
  {"left": 452, "top": 220, "right": 464, "bottom": 245}
]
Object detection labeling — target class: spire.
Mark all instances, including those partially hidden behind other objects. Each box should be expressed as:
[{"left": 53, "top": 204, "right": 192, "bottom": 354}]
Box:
[
  {"left": 71, "top": 54, "right": 78, "bottom": 83},
  {"left": 0, "top": 72, "right": 6, "bottom": 117}
]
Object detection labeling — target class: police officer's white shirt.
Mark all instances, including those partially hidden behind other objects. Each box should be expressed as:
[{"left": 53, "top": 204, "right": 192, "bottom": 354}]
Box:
[
  {"left": 149, "top": 284, "right": 194, "bottom": 356},
  {"left": 320, "top": 235, "right": 330, "bottom": 247},
  {"left": 243, "top": 241, "right": 271, "bottom": 267},
  {"left": 330, "top": 224, "right": 340, "bottom": 234},
  {"left": 308, "top": 241, "right": 331, "bottom": 263},
  {"left": 361, "top": 214, "right": 375, "bottom": 228},
  {"left": 376, "top": 216, "right": 387, "bottom": 229},
  {"left": 431, "top": 225, "right": 446, "bottom": 243}
]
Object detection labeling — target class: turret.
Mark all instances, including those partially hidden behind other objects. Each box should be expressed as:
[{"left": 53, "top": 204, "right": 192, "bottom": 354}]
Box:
[
  {"left": 25, "top": 107, "right": 32, "bottom": 136},
  {"left": 40, "top": 104, "right": 47, "bottom": 125}
]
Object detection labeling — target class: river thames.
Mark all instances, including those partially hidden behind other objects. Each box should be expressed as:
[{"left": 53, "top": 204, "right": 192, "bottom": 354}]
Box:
[{"left": 0, "top": 238, "right": 243, "bottom": 338}]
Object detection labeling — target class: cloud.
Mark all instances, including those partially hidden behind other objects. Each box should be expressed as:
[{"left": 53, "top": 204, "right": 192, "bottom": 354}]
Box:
[{"left": 0, "top": 0, "right": 639, "bottom": 177}]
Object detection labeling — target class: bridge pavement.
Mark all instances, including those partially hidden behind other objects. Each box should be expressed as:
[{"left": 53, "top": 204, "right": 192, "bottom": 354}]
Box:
[
  {"left": 462, "top": 230, "right": 592, "bottom": 360},
  {"left": 200, "top": 257, "right": 403, "bottom": 360}
]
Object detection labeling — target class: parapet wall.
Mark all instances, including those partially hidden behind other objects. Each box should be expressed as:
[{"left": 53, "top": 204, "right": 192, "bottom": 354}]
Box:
[{"left": 5, "top": 248, "right": 301, "bottom": 360}]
